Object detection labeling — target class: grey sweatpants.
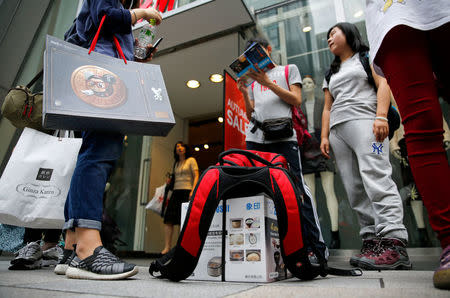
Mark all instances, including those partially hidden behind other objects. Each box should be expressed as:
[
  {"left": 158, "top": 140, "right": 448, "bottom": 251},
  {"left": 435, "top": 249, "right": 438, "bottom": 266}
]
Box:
[{"left": 329, "top": 119, "right": 408, "bottom": 242}]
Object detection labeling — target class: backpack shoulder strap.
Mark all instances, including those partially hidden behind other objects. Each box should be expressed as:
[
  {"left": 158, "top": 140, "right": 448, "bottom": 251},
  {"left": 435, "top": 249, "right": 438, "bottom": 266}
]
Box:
[
  {"left": 358, "top": 51, "right": 376, "bottom": 91},
  {"left": 284, "top": 65, "right": 289, "bottom": 88},
  {"left": 324, "top": 68, "right": 332, "bottom": 87}
]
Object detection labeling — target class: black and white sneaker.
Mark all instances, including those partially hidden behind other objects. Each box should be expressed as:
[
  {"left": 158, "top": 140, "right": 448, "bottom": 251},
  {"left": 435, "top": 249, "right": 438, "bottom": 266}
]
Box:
[
  {"left": 54, "top": 248, "right": 75, "bottom": 275},
  {"left": 43, "top": 245, "right": 63, "bottom": 267},
  {"left": 65, "top": 246, "right": 138, "bottom": 280},
  {"left": 9, "top": 241, "right": 43, "bottom": 270}
]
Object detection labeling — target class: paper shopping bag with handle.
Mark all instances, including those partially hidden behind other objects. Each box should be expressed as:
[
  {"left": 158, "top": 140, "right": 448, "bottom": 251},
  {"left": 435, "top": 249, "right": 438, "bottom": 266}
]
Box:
[
  {"left": 0, "top": 128, "right": 82, "bottom": 229},
  {"left": 43, "top": 21, "right": 175, "bottom": 136}
]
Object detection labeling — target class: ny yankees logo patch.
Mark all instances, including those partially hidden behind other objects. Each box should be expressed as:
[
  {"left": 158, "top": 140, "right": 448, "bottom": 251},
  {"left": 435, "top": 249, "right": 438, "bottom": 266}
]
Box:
[{"left": 372, "top": 143, "right": 383, "bottom": 155}]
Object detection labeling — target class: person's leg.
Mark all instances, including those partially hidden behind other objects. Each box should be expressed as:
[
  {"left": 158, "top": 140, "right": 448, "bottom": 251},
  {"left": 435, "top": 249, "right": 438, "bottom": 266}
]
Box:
[
  {"left": 320, "top": 171, "right": 340, "bottom": 248},
  {"left": 340, "top": 119, "right": 410, "bottom": 269},
  {"left": 162, "top": 224, "right": 174, "bottom": 254},
  {"left": 343, "top": 120, "right": 407, "bottom": 241},
  {"left": 42, "top": 230, "right": 60, "bottom": 250},
  {"left": 65, "top": 131, "right": 123, "bottom": 254},
  {"left": 329, "top": 124, "right": 381, "bottom": 266},
  {"left": 376, "top": 25, "right": 450, "bottom": 248},
  {"left": 23, "top": 228, "right": 43, "bottom": 244},
  {"left": 268, "top": 141, "right": 327, "bottom": 260},
  {"left": 430, "top": 23, "right": 450, "bottom": 104},
  {"left": 319, "top": 171, "right": 339, "bottom": 233},
  {"left": 63, "top": 131, "right": 137, "bottom": 280},
  {"left": 329, "top": 125, "right": 376, "bottom": 240},
  {"left": 303, "top": 173, "right": 316, "bottom": 207}
]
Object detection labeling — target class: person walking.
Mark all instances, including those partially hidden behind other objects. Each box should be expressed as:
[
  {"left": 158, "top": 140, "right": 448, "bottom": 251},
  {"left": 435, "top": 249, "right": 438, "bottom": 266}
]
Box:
[{"left": 320, "top": 22, "right": 410, "bottom": 270}]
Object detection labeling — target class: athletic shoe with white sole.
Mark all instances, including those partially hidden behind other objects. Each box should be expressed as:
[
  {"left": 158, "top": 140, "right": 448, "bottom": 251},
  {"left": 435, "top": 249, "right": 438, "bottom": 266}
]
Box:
[
  {"left": 42, "top": 245, "right": 63, "bottom": 267},
  {"left": 54, "top": 248, "right": 75, "bottom": 275},
  {"left": 65, "top": 246, "right": 138, "bottom": 280},
  {"left": 8, "top": 241, "right": 43, "bottom": 270}
]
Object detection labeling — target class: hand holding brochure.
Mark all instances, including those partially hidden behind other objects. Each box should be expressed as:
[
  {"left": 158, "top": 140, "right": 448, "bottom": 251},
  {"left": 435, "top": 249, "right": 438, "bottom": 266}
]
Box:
[{"left": 229, "top": 42, "right": 275, "bottom": 86}]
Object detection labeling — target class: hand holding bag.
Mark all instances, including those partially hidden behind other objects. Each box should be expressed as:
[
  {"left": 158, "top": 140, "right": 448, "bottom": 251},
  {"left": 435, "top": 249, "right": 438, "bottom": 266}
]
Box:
[{"left": 0, "top": 128, "right": 82, "bottom": 228}]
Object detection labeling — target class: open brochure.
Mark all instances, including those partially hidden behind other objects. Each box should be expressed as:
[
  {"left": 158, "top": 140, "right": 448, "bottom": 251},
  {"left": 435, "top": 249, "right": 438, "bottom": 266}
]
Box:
[{"left": 229, "top": 42, "right": 275, "bottom": 86}]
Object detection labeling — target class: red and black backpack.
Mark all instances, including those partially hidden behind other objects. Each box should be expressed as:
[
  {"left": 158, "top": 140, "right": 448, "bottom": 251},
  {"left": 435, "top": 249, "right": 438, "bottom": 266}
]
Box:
[{"left": 149, "top": 149, "right": 361, "bottom": 281}]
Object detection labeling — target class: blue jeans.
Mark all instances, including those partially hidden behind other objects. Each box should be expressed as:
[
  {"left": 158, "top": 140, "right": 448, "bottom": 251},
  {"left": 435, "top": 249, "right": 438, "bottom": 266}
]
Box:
[
  {"left": 246, "top": 141, "right": 327, "bottom": 258},
  {"left": 64, "top": 131, "right": 124, "bottom": 231}
]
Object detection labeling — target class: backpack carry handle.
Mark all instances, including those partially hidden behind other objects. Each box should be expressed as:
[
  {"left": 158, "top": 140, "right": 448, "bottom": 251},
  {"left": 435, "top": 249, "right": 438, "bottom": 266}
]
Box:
[{"left": 218, "top": 149, "right": 274, "bottom": 167}]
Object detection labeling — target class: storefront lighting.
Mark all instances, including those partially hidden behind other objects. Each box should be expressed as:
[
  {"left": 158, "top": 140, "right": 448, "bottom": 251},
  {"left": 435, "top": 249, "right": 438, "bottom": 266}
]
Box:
[
  {"left": 354, "top": 10, "right": 364, "bottom": 18},
  {"left": 204, "top": 144, "right": 209, "bottom": 149},
  {"left": 218, "top": 116, "right": 224, "bottom": 123},
  {"left": 186, "top": 80, "right": 200, "bottom": 88},
  {"left": 194, "top": 146, "right": 200, "bottom": 151},
  {"left": 302, "top": 26, "right": 312, "bottom": 33},
  {"left": 209, "top": 74, "right": 223, "bottom": 83}
]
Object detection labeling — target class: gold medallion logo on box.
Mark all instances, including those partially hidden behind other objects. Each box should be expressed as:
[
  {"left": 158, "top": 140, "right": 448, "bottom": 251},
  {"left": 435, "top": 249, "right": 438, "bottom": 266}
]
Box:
[{"left": 71, "top": 65, "right": 127, "bottom": 109}]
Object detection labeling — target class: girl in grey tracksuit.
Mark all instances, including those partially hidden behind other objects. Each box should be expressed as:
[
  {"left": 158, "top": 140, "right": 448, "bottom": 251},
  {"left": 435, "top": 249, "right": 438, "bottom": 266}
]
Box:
[{"left": 320, "top": 22, "right": 410, "bottom": 270}]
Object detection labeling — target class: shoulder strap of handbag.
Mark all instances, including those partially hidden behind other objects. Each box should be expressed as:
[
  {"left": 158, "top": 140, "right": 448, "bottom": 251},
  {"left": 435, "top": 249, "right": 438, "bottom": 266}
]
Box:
[
  {"left": 88, "top": 14, "right": 127, "bottom": 64},
  {"left": 26, "top": 70, "right": 44, "bottom": 89}
]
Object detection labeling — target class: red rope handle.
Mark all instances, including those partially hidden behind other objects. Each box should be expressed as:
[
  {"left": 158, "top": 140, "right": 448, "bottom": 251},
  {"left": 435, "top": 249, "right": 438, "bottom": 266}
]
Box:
[
  {"left": 88, "top": 14, "right": 127, "bottom": 64},
  {"left": 88, "top": 15, "right": 106, "bottom": 55},
  {"left": 113, "top": 36, "right": 127, "bottom": 64}
]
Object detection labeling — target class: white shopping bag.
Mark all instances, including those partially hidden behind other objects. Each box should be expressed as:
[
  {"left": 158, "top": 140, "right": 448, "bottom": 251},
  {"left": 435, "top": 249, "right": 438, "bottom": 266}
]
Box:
[
  {"left": 0, "top": 128, "right": 82, "bottom": 228},
  {"left": 146, "top": 184, "right": 171, "bottom": 217}
]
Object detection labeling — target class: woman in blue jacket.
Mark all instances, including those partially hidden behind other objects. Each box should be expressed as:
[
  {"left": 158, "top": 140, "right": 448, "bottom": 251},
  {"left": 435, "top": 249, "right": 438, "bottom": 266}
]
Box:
[{"left": 56, "top": 0, "right": 162, "bottom": 280}]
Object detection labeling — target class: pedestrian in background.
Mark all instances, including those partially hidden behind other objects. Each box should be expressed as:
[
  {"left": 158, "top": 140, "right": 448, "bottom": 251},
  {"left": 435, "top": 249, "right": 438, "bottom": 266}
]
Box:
[{"left": 161, "top": 141, "right": 199, "bottom": 255}]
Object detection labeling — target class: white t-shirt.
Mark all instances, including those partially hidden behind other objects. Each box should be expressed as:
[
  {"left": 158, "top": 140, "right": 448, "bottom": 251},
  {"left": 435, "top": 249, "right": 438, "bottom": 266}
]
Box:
[
  {"left": 366, "top": 0, "right": 450, "bottom": 67},
  {"left": 173, "top": 157, "right": 198, "bottom": 190},
  {"left": 245, "top": 64, "right": 302, "bottom": 144},
  {"left": 322, "top": 54, "right": 378, "bottom": 129}
]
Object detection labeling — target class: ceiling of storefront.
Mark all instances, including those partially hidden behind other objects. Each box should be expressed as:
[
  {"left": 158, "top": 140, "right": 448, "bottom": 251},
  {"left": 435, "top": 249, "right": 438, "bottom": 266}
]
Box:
[{"left": 144, "top": 0, "right": 254, "bottom": 120}]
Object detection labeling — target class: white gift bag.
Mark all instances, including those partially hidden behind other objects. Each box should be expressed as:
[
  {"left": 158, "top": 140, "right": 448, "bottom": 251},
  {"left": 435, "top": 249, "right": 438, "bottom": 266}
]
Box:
[
  {"left": 145, "top": 184, "right": 171, "bottom": 217},
  {"left": 0, "top": 128, "right": 82, "bottom": 228}
]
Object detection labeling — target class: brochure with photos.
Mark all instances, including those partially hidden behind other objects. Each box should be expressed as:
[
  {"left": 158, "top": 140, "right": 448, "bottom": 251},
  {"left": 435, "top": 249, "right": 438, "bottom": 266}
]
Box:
[{"left": 229, "top": 42, "right": 275, "bottom": 86}]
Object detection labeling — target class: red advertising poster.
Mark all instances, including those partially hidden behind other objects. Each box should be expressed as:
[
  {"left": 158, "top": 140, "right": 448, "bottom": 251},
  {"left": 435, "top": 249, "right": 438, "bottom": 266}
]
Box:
[{"left": 224, "top": 72, "right": 249, "bottom": 150}]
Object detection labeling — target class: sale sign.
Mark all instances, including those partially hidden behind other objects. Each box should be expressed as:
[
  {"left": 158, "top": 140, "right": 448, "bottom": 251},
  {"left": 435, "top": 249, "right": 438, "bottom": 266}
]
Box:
[{"left": 224, "top": 72, "right": 249, "bottom": 150}]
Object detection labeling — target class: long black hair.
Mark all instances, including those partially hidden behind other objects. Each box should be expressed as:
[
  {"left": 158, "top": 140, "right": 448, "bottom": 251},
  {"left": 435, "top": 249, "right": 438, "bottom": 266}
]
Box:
[
  {"left": 173, "top": 141, "right": 191, "bottom": 163},
  {"left": 327, "top": 22, "right": 369, "bottom": 75},
  {"left": 245, "top": 37, "right": 270, "bottom": 50}
]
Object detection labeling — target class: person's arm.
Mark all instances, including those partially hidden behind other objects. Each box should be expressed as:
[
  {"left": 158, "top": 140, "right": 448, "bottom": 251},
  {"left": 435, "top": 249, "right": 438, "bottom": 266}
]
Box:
[
  {"left": 129, "top": 7, "right": 162, "bottom": 25},
  {"left": 237, "top": 79, "right": 255, "bottom": 120},
  {"left": 90, "top": 0, "right": 162, "bottom": 34},
  {"left": 372, "top": 65, "right": 390, "bottom": 142},
  {"left": 189, "top": 158, "right": 199, "bottom": 198},
  {"left": 320, "top": 89, "right": 333, "bottom": 159},
  {"left": 247, "top": 67, "right": 302, "bottom": 106}
]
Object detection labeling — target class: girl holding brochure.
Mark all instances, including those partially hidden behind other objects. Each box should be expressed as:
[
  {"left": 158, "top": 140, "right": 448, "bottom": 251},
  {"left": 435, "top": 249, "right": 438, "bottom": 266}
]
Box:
[{"left": 237, "top": 37, "right": 327, "bottom": 260}]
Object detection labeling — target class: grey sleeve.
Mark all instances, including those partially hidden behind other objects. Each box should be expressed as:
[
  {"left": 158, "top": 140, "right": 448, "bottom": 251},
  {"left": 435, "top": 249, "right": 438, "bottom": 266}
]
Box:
[
  {"left": 288, "top": 64, "right": 302, "bottom": 86},
  {"left": 322, "top": 77, "right": 329, "bottom": 90}
]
